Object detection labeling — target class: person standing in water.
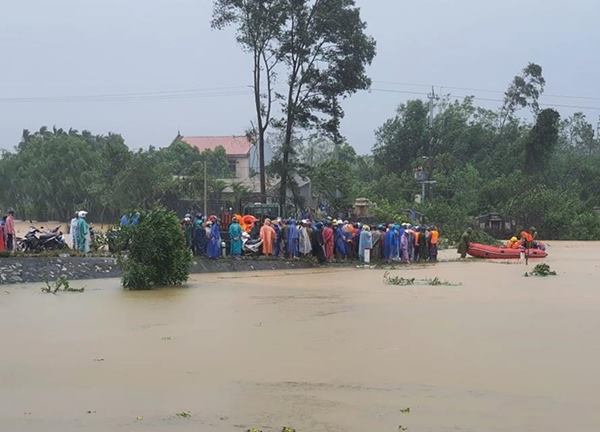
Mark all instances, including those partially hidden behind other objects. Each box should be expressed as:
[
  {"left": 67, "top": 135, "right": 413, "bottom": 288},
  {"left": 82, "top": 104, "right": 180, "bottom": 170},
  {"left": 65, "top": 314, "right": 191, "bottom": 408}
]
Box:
[{"left": 457, "top": 227, "right": 472, "bottom": 259}]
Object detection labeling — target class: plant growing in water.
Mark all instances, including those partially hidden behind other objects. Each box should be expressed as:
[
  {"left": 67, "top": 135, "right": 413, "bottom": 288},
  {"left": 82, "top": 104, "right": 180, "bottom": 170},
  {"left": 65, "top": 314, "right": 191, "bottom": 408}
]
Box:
[
  {"left": 119, "top": 208, "right": 192, "bottom": 290},
  {"left": 524, "top": 263, "right": 557, "bottom": 277},
  {"left": 384, "top": 272, "right": 461, "bottom": 287},
  {"left": 41, "top": 276, "right": 84, "bottom": 293}
]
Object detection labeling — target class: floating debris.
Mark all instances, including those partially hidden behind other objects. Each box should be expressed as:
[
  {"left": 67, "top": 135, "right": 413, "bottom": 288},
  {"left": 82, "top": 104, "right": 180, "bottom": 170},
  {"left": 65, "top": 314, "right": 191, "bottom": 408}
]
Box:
[
  {"left": 176, "top": 411, "right": 192, "bottom": 418},
  {"left": 384, "top": 272, "right": 461, "bottom": 287}
]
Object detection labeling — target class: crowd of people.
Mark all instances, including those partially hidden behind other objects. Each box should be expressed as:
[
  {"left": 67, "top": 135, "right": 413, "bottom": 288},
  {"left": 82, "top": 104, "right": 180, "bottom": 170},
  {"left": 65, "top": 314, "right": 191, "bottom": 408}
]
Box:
[
  {"left": 0, "top": 209, "right": 16, "bottom": 252},
  {"left": 179, "top": 213, "right": 442, "bottom": 264}
]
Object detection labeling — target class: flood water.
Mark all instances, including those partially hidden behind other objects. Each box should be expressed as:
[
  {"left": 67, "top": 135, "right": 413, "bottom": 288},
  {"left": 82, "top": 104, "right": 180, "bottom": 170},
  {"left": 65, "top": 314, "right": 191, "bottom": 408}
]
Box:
[{"left": 1, "top": 242, "right": 600, "bottom": 431}]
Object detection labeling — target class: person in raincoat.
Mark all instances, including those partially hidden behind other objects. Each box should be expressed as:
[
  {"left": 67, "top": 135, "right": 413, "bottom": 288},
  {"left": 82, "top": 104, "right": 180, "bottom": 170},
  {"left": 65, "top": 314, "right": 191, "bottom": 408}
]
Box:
[
  {"left": 260, "top": 219, "right": 276, "bottom": 256},
  {"left": 228, "top": 217, "right": 243, "bottom": 257},
  {"left": 418, "top": 226, "right": 429, "bottom": 262},
  {"left": 400, "top": 228, "right": 410, "bottom": 263},
  {"left": 322, "top": 221, "right": 334, "bottom": 261},
  {"left": 76, "top": 211, "right": 90, "bottom": 253},
  {"left": 286, "top": 219, "right": 299, "bottom": 258},
  {"left": 384, "top": 224, "right": 398, "bottom": 263},
  {"left": 457, "top": 228, "right": 473, "bottom": 258},
  {"left": 358, "top": 225, "right": 373, "bottom": 262},
  {"left": 207, "top": 219, "right": 221, "bottom": 259},
  {"left": 192, "top": 214, "right": 206, "bottom": 256},
  {"left": 181, "top": 214, "right": 193, "bottom": 251},
  {"left": 334, "top": 221, "right": 347, "bottom": 260},
  {"left": 311, "top": 222, "right": 326, "bottom": 264},
  {"left": 298, "top": 220, "right": 313, "bottom": 256},
  {"left": 70, "top": 211, "right": 80, "bottom": 250},
  {"left": 273, "top": 219, "right": 282, "bottom": 257}
]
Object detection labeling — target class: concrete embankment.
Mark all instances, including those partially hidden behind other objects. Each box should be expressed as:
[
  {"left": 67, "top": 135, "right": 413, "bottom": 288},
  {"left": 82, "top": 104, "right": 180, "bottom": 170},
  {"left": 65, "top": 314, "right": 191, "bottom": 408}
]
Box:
[{"left": 0, "top": 256, "right": 320, "bottom": 285}]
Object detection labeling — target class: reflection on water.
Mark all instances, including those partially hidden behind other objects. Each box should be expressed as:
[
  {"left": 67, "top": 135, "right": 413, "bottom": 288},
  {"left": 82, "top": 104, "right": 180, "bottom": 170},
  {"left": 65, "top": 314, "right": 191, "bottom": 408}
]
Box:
[{"left": 1, "top": 242, "right": 600, "bottom": 432}]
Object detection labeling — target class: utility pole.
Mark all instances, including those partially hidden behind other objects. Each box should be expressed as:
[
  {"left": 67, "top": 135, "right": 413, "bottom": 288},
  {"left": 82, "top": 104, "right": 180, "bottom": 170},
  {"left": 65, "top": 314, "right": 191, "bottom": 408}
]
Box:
[
  {"left": 203, "top": 159, "right": 207, "bottom": 217},
  {"left": 428, "top": 86, "right": 436, "bottom": 129}
]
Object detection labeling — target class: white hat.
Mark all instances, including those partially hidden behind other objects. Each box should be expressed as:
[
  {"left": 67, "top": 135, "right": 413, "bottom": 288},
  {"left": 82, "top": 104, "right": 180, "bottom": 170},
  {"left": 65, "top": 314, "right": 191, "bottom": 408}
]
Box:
[{"left": 78, "top": 211, "right": 88, "bottom": 217}]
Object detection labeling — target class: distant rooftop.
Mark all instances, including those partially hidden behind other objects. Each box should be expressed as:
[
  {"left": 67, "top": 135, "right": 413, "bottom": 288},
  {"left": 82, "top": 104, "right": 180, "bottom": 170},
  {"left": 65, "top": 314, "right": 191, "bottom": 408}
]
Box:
[{"left": 181, "top": 135, "right": 252, "bottom": 157}]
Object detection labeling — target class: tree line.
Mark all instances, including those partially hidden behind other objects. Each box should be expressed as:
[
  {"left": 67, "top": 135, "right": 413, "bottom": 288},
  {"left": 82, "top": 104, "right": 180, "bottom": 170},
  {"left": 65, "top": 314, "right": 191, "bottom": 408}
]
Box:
[{"left": 0, "top": 128, "right": 234, "bottom": 222}]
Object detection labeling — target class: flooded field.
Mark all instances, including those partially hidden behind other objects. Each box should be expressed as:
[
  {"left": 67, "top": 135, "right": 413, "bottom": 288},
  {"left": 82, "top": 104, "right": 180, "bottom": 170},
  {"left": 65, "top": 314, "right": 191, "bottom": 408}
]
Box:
[{"left": 1, "top": 242, "right": 600, "bottom": 432}]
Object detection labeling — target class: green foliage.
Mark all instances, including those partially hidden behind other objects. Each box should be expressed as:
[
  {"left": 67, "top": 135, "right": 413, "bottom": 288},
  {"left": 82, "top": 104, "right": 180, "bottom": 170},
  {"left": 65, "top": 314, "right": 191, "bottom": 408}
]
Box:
[
  {"left": 0, "top": 129, "right": 232, "bottom": 222},
  {"left": 524, "top": 263, "right": 557, "bottom": 277},
  {"left": 383, "top": 272, "right": 461, "bottom": 287},
  {"left": 120, "top": 208, "right": 192, "bottom": 290},
  {"left": 525, "top": 109, "right": 560, "bottom": 174},
  {"left": 42, "top": 276, "right": 84, "bottom": 293}
]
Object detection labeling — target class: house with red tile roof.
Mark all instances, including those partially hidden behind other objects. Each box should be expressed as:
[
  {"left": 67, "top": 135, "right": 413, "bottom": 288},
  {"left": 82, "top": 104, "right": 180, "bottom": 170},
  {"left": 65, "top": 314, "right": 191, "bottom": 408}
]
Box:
[
  {"left": 180, "top": 134, "right": 312, "bottom": 209},
  {"left": 180, "top": 135, "right": 254, "bottom": 180}
]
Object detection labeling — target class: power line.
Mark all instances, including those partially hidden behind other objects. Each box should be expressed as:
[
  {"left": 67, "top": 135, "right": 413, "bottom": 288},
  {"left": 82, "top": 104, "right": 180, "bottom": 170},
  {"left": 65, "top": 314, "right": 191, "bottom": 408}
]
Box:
[
  {"left": 0, "top": 86, "right": 252, "bottom": 103},
  {"left": 373, "top": 80, "right": 600, "bottom": 102},
  {"left": 370, "top": 87, "right": 600, "bottom": 112}
]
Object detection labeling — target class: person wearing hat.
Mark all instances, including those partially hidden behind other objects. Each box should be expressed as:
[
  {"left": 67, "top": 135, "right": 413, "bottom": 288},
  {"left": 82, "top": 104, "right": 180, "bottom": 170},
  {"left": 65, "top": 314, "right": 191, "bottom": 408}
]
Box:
[
  {"left": 505, "top": 236, "right": 520, "bottom": 249},
  {"left": 228, "top": 217, "right": 243, "bottom": 258},
  {"left": 76, "top": 211, "right": 90, "bottom": 253},
  {"left": 181, "top": 214, "right": 193, "bottom": 251}
]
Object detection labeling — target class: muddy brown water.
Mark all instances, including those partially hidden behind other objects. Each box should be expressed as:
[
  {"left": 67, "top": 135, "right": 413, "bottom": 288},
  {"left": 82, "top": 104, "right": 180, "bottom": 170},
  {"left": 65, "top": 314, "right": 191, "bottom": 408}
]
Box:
[{"left": 1, "top": 242, "right": 600, "bottom": 432}]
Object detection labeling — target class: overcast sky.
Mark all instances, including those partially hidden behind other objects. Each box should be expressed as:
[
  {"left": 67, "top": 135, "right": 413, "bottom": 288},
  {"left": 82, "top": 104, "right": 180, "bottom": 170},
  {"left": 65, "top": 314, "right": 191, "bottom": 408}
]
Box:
[{"left": 1, "top": 0, "right": 599, "bottom": 154}]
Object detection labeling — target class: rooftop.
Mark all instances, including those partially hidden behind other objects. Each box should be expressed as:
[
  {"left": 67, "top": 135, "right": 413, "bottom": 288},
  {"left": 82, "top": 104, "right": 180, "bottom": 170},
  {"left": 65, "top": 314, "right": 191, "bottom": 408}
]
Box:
[{"left": 181, "top": 135, "right": 252, "bottom": 157}]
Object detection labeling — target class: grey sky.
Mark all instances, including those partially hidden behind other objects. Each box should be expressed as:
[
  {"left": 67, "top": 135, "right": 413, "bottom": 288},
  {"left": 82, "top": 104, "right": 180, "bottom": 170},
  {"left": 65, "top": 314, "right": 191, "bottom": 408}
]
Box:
[{"left": 1, "top": 0, "right": 599, "bottom": 154}]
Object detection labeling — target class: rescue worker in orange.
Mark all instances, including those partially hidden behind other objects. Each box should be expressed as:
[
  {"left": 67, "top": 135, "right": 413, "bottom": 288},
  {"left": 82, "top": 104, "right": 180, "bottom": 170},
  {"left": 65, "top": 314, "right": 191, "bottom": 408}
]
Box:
[
  {"left": 429, "top": 226, "right": 440, "bottom": 261},
  {"left": 520, "top": 227, "right": 536, "bottom": 249},
  {"left": 505, "top": 236, "right": 521, "bottom": 249},
  {"left": 260, "top": 218, "right": 276, "bottom": 256}
]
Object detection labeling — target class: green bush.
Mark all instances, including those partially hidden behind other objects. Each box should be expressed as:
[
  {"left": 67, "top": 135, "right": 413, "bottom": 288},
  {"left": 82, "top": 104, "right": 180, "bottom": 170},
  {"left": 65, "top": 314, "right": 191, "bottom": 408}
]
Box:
[{"left": 119, "top": 208, "right": 191, "bottom": 289}]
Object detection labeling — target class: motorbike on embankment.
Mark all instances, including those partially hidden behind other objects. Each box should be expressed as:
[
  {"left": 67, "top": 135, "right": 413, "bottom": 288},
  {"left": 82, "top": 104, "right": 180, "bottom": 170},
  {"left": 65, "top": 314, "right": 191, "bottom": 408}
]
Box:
[{"left": 17, "top": 226, "right": 67, "bottom": 252}]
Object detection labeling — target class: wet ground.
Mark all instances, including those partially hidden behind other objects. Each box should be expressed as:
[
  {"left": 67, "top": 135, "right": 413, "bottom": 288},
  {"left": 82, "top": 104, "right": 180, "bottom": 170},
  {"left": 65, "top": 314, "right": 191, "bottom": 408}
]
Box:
[{"left": 1, "top": 242, "right": 600, "bottom": 431}]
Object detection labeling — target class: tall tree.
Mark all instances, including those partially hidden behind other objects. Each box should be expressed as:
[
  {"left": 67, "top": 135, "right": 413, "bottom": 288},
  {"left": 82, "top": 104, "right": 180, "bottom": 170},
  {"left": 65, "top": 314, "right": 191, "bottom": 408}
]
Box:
[
  {"left": 525, "top": 108, "right": 560, "bottom": 174},
  {"left": 500, "top": 62, "right": 546, "bottom": 128},
  {"left": 212, "top": 0, "right": 285, "bottom": 200},
  {"left": 274, "top": 0, "right": 376, "bottom": 215}
]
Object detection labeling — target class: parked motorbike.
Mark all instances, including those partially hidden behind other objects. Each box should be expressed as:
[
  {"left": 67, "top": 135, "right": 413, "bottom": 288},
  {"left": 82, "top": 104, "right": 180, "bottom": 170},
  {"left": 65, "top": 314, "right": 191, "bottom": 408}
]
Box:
[
  {"left": 18, "top": 226, "right": 66, "bottom": 252},
  {"left": 242, "top": 232, "right": 263, "bottom": 256}
]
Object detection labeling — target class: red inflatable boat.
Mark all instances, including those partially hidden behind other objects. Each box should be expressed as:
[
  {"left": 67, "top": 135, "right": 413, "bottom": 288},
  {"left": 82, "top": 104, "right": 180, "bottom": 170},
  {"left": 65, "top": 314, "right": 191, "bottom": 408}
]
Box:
[{"left": 467, "top": 242, "right": 548, "bottom": 259}]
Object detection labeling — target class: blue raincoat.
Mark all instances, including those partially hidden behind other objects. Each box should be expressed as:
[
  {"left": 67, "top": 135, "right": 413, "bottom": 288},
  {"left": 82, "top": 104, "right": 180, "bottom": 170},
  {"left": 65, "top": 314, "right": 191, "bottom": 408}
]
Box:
[
  {"left": 207, "top": 223, "right": 221, "bottom": 259},
  {"left": 358, "top": 230, "right": 373, "bottom": 260},
  {"left": 228, "top": 222, "right": 243, "bottom": 256},
  {"left": 287, "top": 220, "right": 299, "bottom": 258},
  {"left": 335, "top": 226, "right": 347, "bottom": 258}
]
